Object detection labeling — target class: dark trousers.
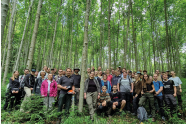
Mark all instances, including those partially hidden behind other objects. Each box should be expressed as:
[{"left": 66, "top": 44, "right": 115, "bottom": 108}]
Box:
[
  {"left": 132, "top": 95, "right": 140, "bottom": 114},
  {"left": 9, "top": 93, "right": 21, "bottom": 110},
  {"left": 58, "top": 93, "right": 72, "bottom": 116},
  {"left": 97, "top": 101, "right": 112, "bottom": 115},
  {"left": 121, "top": 92, "right": 130, "bottom": 111},
  {"left": 164, "top": 94, "right": 177, "bottom": 115},
  {"left": 3, "top": 90, "right": 12, "bottom": 110},
  {"left": 154, "top": 96, "right": 164, "bottom": 117}
]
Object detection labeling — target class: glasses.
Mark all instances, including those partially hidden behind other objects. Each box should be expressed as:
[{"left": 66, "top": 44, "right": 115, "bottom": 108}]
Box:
[{"left": 144, "top": 76, "right": 148, "bottom": 77}]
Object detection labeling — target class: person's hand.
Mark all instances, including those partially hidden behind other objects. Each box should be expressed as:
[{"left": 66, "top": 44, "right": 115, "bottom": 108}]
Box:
[
  {"left": 30, "top": 88, "right": 33, "bottom": 90},
  {"left": 115, "top": 102, "right": 118, "bottom": 106},
  {"left": 15, "top": 91, "right": 19, "bottom": 93},
  {"left": 72, "top": 91, "right": 75, "bottom": 94},
  {"left": 141, "top": 91, "right": 144, "bottom": 95},
  {"left": 84, "top": 94, "right": 86, "bottom": 99},
  {"left": 79, "top": 88, "right": 80, "bottom": 91},
  {"left": 63, "top": 86, "right": 68, "bottom": 90},
  {"left": 130, "top": 90, "right": 133, "bottom": 93},
  {"left": 135, "top": 94, "right": 138, "bottom": 98},
  {"left": 180, "top": 89, "right": 182, "bottom": 93},
  {"left": 98, "top": 95, "right": 100, "bottom": 99},
  {"left": 102, "top": 101, "right": 106, "bottom": 106},
  {"left": 173, "top": 93, "right": 176, "bottom": 97},
  {"left": 12, "top": 90, "right": 15, "bottom": 93}
]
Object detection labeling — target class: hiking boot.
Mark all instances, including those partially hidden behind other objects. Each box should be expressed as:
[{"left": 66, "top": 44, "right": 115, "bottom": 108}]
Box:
[{"left": 152, "top": 118, "right": 156, "bottom": 122}]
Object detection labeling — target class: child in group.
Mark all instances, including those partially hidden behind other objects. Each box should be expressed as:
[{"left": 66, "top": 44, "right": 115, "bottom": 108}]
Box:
[
  {"left": 110, "top": 85, "right": 126, "bottom": 113},
  {"left": 97, "top": 86, "right": 112, "bottom": 117}
]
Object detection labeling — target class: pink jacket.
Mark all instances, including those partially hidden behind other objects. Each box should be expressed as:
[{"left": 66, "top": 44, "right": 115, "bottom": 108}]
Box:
[
  {"left": 40, "top": 79, "right": 57, "bottom": 97},
  {"left": 107, "top": 74, "right": 113, "bottom": 86}
]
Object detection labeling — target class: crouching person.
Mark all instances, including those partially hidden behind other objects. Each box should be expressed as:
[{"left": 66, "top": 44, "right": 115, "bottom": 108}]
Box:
[
  {"left": 110, "top": 85, "right": 126, "bottom": 113},
  {"left": 41, "top": 73, "right": 57, "bottom": 110},
  {"left": 97, "top": 86, "right": 112, "bottom": 118}
]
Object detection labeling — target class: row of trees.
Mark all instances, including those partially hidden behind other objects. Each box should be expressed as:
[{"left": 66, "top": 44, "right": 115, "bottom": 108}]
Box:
[{"left": 1, "top": 0, "right": 186, "bottom": 85}]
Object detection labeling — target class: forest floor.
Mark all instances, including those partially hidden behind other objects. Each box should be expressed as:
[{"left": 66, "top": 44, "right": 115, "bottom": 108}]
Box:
[{"left": 1, "top": 74, "right": 186, "bottom": 124}]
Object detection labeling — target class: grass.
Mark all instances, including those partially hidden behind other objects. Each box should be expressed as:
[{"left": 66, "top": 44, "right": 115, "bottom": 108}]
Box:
[{"left": 1, "top": 73, "right": 186, "bottom": 124}]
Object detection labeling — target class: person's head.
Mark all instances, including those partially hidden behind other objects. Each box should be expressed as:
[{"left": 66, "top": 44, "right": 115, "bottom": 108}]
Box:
[
  {"left": 48, "top": 73, "right": 53, "bottom": 81},
  {"left": 11, "top": 71, "right": 19, "bottom": 81},
  {"left": 87, "top": 68, "right": 91, "bottom": 73},
  {"left": 89, "top": 71, "right": 95, "bottom": 79},
  {"left": 63, "top": 70, "right": 66, "bottom": 75},
  {"left": 66, "top": 68, "right": 72, "bottom": 76},
  {"left": 115, "top": 70, "right": 119, "bottom": 76},
  {"left": 137, "top": 71, "right": 141, "bottom": 77},
  {"left": 71, "top": 70, "right": 74, "bottom": 74},
  {"left": 111, "top": 69, "right": 115, "bottom": 75},
  {"left": 134, "top": 74, "right": 140, "bottom": 81},
  {"left": 31, "top": 69, "right": 36, "bottom": 75},
  {"left": 24, "top": 69, "right": 29, "bottom": 75},
  {"left": 132, "top": 73, "right": 135, "bottom": 78},
  {"left": 40, "top": 70, "right": 46, "bottom": 77},
  {"left": 139, "top": 70, "right": 142, "bottom": 73},
  {"left": 153, "top": 73, "right": 158, "bottom": 81},
  {"left": 43, "top": 66, "right": 48, "bottom": 71},
  {"left": 163, "top": 73, "right": 168, "bottom": 80},
  {"left": 98, "top": 66, "right": 102, "bottom": 71},
  {"left": 161, "top": 71, "right": 165, "bottom": 75},
  {"left": 171, "top": 71, "right": 176, "bottom": 77},
  {"left": 91, "top": 66, "right": 95, "bottom": 71},
  {"left": 140, "top": 74, "right": 144, "bottom": 79},
  {"left": 106, "top": 69, "right": 110, "bottom": 74},
  {"left": 54, "top": 68, "right": 57, "bottom": 73},
  {"left": 102, "top": 86, "right": 107, "bottom": 93},
  {"left": 166, "top": 71, "right": 170, "bottom": 75},
  {"left": 58, "top": 69, "right": 63, "bottom": 75},
  {"left": 51, "top": 69, "right": 55, "bottom": 74},
  {"left": 35, "top": 71, "right": 39, "bottom": 76},
  {"left": 95, "top": 71, "right": 98, "bottom": 76},
  {"left": 47, "top": 68, "right": 50, "bottom": 73},
  {"left": 128, "top": 71, "right": 132, "bottom": 76},
  {"left": 122, "top": 68, "right": 126, "bottom": 73},
  {"left": 123, "top": 71, "right": 127, "bottom": 77},
  {"left": 155, "top": 70, "right": 160, "bottom": 75},
  {"left": 143, "top": 74, "right": 149, "bottom": 81},
  {"left": 143, "top": 70, "right": 147, "bottom": 75},
  {"left": 127, "top": 70, "right": 130, "bottom": 74},
  {"left": 112, "top": 85, "right": 117, "bottom": 92},
  {"left": 98, "top": 71, "right": 102, "bottom": 76},
  {"left": 102, "top": 74, "right": 107, "bottom": 80},
  {"left": 74, "top": 69, "right": 80, "bottom": 74}
]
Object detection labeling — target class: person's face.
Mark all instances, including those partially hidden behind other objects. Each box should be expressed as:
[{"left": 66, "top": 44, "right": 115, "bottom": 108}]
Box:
[
  {"left": 63, "top": 71, "right": 66, "bottom": 75},
  {"left": 95, "top": 71, "right": 98, "bottom": 76},
  {"left": 14, "top": 71, "right": 19, "bottom": 77},
  {"left": 128, "top": 72, "right": 132, "bottom": 76},
  {"left": 134, "top": 75, "right": 139, "bottom": 80},
  {"left": 74, "top": 70, "right": 79, "bottom": 73},
  {"left": 58, "top": 70, "right": 63, "bottom": 75},
  {"left": 106, "top": 69, "right": 110, "bottom": 74},
  {"left": 122, "top": 69, "right": 126, "bottom": 73},
  {"left": 113, "top": 86, "right": 117, "bottom": 92},
  {"left": 163, "top": 74, "right": 168, "bottom": 80},
  {"left": 153, "top": 74, "right": 158, "bottom": 80},
  {"left": 51, "top": 70, "right": 54, "bottom": 74},
  {"left": 115, "top": 71, "right": 118, "bottom": 76},
  {"left": 102, "top": 88, "right": 107, "bottom": 93},
  {"left": 123, "top": 72, "right": 127, "bottom": 77},
  {"left": 137, "top": 74, "right": 140, "bottom": 77},
  {"left": 54, "top": 69, "right": 57, "bottom": 72},
  {"left": 90, "top": 72, "right": 95, "bottom": 78},
  {"left": 31, "top": 71, "right": 35, "bottom": 75},
  {"left": 99, "top": 71, "right": 102, "bottom": 75},
  {"left": 103, "top": 75, "right": 107, "bottom": 80},
  {"left": 171, "top": 71, "right": 175, "bottom": 76},
  {"left": 47, "top": 68, "right": 50, "bottom": 73},
  {"left": 92, "top": 66, "right": 95, "bottom": 70},
  {"left": 166, "top": 72, "right": 169, "bottom": 75},
  {"left": 71, "top": 71, "right": 74, "bottom": 74},
  {"left": 24, "top": 70, "right": 29, "bottom": 75},
  {"left": 144, "top": 75, "right": 148, "bottom": 80},
  {"left": 35, "top": 71, "right": 38, "bottom": 76},
  {"left": 66, "top": 69, "right": 72, "bottom": 76},
  {"left": 44, "top": 66, "right": 47, "bottom": 71},
  {"left": 40, "top": 72, "right": 45, "bottom": 76},
  {"left": 155, "top": 70, "right": 159, "bottom": 75},
  {"left": 143, "top": 72, "right": 147, "bottom": 75},
  {"left": 48, "top": 74, "right": 53, "bottom": 80},
  {"left": 87, "top": 68, "right": 91, "bottom": 73},
  {"left": 98, "top": 67, "right": 101, "bottom": 71}
]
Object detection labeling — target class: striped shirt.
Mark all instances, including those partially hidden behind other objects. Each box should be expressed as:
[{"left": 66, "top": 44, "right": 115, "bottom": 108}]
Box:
[{"left": 97, "top": 92, "right": 111, "bottom": 106}]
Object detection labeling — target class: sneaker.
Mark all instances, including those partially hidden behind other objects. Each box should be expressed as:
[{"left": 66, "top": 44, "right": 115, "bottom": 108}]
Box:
[
  {"left": 162, "top": 116, "right": 165, "bottom": 121},
  {"left": 152, "top": 118, "right": 156, "bottom": 122}
]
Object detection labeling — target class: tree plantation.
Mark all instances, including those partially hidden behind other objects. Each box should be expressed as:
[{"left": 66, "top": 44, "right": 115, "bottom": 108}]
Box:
[{"left": 1, "top": 0, "right": 186, "bottom": 123}]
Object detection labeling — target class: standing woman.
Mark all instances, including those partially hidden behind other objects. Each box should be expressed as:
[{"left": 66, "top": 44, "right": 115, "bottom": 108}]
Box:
[
  {"left": 41, "top": 73, "right": 57, "bottom": 110},
  {"left": 84, "top": 71, "right": 100, "bottom": 121},
  {"left": 169, "top": 71, "right": 183, "bottom": 110},
  {"left": 101, "top": 74, "right": 111, "bottom": 93},
  {"left": 98, "top": 71, "right": 103, "bottom": 80},
  {"left": 9, "top": 71, "right": 21, "bottom": 110},
  {"left": 34, "top": 71, "right": 46, "bottom": 95},
  {"left": 138, "top": 74, "right": 156, "bottom": 122},
  {"left": 132, "top": 74, "right": 142, "bottom": 116}
]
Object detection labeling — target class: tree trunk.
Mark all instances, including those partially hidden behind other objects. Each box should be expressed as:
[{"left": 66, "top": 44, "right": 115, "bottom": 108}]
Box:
[
  {"left": 26, "top": 0, "right": 43, "bottom": 70},
  {"left": 14, "top": 0, "right": 34, "bottom": 71},
  {"left": 108, "top": 0, "right": 111, "bottom": 70},
  {"left": 99, "top": 0, "right": 103, "bottom": 67},
  {"left": 2, "top": 0, "right": 17, "bottom": 85},
  {"left": 59, "top": 25, "right": 64, "bottom": 69},
  {"left": 78, "top": 0, "right": 91, "bottom": 112},
  {"left": 1, "top": 0, "right": 10, "bottom": 42}
]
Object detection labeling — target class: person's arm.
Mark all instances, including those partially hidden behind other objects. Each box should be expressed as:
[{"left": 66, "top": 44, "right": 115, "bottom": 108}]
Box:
[
  {"left": 173, "top": 86, "right": 177, "bottom": 97},
  {"left": 54, "top": 81, "right": 58, "bottom": 97},
  {"left": 57, "top": 78, "right": 68, "bottom": 90},
  {"left": 155, "top": 87, "right": 163, "bottom": 95},
  {"left": 130, "top": 83, "right": 133, "bottom": 93},
  {"left": 117, "top": 82, "right": 120, "bottom": 92},
  {"left": 9, "top": 78, "right": 13, "bottom": 92},
  {"left": 149, "top": 84, "right": 155, "bottom": 93},
  {"left": 40, "top": 81, "right": 45, "bottom": 97},
  {"left": 33, "top": 78, "right": 38, "bottom": 94}
]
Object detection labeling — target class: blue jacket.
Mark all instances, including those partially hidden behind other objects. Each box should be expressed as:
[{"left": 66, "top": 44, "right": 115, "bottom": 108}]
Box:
[{"left": 101, "top": 80, "right": 111, "bottom": 93}]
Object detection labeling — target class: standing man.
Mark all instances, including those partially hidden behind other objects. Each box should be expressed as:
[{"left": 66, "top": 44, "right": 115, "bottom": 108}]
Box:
[
  {"left": 20, "top": 69, "right": 36, "bottom": 112},
  {"left": 98, "top": 66, "right": 102, "bottom": 71},
  {"left": 155, "top": 70, "right": 162, "bottom": 81},
  {"left": 117, "top": 71, "right": 133, "bottom": 113},
  {"left": 72, "top": 68, "right": 81, "bottom": 105},
  {"left": 34, "top": 71, "right": 39, "bottom": 81},
  {"left": 111, "top": 69, "right": 115, "bottom": 77},
  {"left": 57, "top": 68, "right": 75, "bottom": 117},
  {"left": 111, "top": 70, "right": 121, "bottom": 86},
  {"left": 166, "top": 70, "right": 172, "bottom": 79},
  {"left": 51, "top": 69, "right": 56, "bottom": 79},
  {"left": 143, "top": 70, "right": 147, "bottom": 75}
]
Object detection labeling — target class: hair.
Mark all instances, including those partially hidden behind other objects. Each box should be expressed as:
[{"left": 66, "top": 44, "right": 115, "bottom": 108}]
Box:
[
  {"left": 24, "top": 69, "right": 29, "bottom": 71},
  {"left": 48, "top": 73, "right": 53, "bottom": 80},
  {"left": 142, "top": 74, "right": 149, "bottom": 82},
  {"left": 106, "top": 69, "right": 110, "bottom": 71},
  {"left": 66, "top": 68, "right": 72, "bottom": 72},
  {"left": 102, "top": 86, "right": 107, "bottom": 89},
  {"left": 163, "top": 73, "right": 168, "bottom": 76},
  {"left": 40, "top": 70, "right": 46, "bottom": 76},
  {"left": 153, "top": 73, "right": 158, "bottom": 76},
  {"left": 143, "top": 70, "right": 147, "bottom": 72},
  {"left": 11, "top": 71, "right": 19, "bottom": 81},
  {"left": 123, "top": 71, "right": 127, "bottom": 74},
  {"left": 58, "top": 69, "right": 63, "bottom": 71},
  {"left": 162, "top": 71, "right": 165, "bottom": 73},
  {"left": 155, "top": 69, "right": 159, "bottom": 72},
  {"left": 112, "top": 85, "right": 117, "bottom": 87},
  {"left": 139, "top": 69, "right": 142, "bottom": 72},
  {"left": 102, "top": 73, "right": 107, "bottom": 78}
]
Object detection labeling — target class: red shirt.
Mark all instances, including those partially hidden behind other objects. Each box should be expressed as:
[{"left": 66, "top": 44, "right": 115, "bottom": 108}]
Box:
[{"left": 107, "top": 74, "right": 113, "bottom": 86}]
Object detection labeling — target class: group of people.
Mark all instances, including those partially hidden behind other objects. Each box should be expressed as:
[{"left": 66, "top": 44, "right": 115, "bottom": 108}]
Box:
[{"left": 3, "top": 65, "right": 183, "bottom": 122}]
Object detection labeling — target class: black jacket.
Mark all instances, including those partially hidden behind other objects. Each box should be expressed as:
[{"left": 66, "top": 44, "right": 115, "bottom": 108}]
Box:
[
  {"left": 23, "top": 74, "right": 35, "bottom": 88},
  {"left": 34, "top": 77, "right": 45, "bottom": 94},
  {"left": 109, "top": 92, "right": 123, "bottom": 103},
  {"left": 9, "top": 78, "right": 20, "bottom": 91}
]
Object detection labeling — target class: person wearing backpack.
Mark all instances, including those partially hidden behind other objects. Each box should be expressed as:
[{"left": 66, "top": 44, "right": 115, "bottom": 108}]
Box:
[
  {"left": 34, "top": 71, "right": 46, "bottom": 95},
  {"left": 117, "top": 71, "right": 133, "bottom": 113},
  {"left": 101, "top": 74, "right": 111, "bottom": 93},
  {"left": 153, "top": 74, "right": 165, "bottom": 121},
  {"left": 162, "top": 73, "right": 177, "bottom": 116},
  {"left": 139, "top": 74, "right": 156, "bottom": 122}
]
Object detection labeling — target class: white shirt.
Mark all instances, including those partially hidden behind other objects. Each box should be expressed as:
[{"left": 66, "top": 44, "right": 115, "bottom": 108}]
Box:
[
  {"left": 47, "top": 80, "right": 51, "bottom": 92},
  {"left": 169, "top": 77, "right": 182, "bottom": 86}
]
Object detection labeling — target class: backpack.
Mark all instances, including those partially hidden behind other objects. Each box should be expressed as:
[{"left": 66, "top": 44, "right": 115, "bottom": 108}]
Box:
[{"left": 137, "top": 107, "right": 148, "bottom": 123}]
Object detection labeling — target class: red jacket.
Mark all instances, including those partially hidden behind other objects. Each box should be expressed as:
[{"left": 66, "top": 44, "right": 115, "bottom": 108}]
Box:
[{"left": 40, "top": 79, "right": 57, "bottom": 97}]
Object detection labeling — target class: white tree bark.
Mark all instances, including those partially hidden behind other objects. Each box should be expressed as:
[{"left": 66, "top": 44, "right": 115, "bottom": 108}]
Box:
[
  {"left": 1, "top": 0, "right": 10, "bottom": 42},
  {"left": 2, "top": 0, "right": 17, "bottom": 85},
  {"left": 14, "top": 0, "right": 34, "bottom": 71},
  {"left": 26, "top": 0, "right": 43, "bottom": 70},
  {"left": 78, "top": 0, "right": 91, "bottom": 112}
]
